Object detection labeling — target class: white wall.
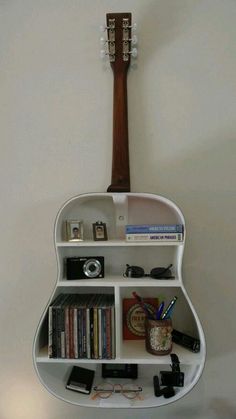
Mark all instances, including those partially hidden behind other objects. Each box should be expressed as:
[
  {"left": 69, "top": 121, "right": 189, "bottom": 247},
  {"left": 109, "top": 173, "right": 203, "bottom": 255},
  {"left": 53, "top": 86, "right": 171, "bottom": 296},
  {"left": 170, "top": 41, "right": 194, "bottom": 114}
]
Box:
[{"left": 0, "top": 1, "right": 236, "bottom": 418}]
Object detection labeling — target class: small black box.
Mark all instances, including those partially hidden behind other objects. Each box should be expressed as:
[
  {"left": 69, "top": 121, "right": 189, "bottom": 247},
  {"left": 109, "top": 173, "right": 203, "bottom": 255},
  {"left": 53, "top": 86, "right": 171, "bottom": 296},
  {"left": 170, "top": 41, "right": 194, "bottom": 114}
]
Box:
[
  {"left": 66, "top": 366, "right": 95, "bottom": 394},
  {"left": 102, "top": 363, "right": 138, "bottom": 379}
]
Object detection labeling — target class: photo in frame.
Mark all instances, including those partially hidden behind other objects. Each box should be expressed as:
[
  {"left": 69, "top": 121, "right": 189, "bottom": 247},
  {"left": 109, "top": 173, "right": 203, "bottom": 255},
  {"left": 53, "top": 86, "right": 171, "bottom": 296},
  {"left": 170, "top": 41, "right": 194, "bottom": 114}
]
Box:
[
  {"left": 93, "top": 221, "right": 108, "bottom": 241},
  {"left": 66, "top": 220, "right": 83, "bottom": 242}
]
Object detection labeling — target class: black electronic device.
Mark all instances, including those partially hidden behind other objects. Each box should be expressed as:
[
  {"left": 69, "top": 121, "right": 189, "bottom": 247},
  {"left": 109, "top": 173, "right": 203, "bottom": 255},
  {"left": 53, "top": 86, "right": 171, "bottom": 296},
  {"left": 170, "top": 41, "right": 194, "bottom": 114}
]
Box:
[
  {"left": 172, "top": 329, "right": 200, "bottom": 353},
  {"left": 160, "top": 353, "right": 185, "bottom": 387},
  {"left": 66, "top": 256, "right": 104, "bottom": 280},
  {"left": 160, "top": 370, "right": 184, "bottom": 387},
  {"left": 153, "top": 375, "right": 175, "bottom": 399},
  {"left": 102, "top": 363, "right": 138, "bottom": 379}
]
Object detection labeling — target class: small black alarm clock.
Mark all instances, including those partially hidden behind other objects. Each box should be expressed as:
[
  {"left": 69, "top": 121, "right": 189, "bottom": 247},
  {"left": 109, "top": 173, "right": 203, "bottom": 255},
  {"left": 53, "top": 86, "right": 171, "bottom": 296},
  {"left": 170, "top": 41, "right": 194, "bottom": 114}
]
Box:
[{"left": 102, "top": 363, "right": 138, "bottom": 379}]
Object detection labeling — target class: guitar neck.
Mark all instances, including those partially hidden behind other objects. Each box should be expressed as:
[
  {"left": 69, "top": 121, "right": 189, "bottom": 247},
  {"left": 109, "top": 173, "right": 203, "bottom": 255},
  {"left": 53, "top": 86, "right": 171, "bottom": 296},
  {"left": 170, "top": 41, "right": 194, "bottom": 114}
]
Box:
[
  {"left": 105, "top": 13, "right": 133, "bottom": 193},
  {"left": 107, "top": 70, "right": 130, "bottom": 192}
]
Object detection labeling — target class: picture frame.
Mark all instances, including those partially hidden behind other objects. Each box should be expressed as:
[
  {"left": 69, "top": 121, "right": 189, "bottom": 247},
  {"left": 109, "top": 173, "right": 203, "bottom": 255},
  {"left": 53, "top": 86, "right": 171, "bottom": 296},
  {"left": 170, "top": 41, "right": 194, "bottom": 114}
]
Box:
[
  {"left": 93, "top": 221, "right": 108, "bottom": 241},
  {"left": 66, "top": 220, "right": 83, "bottom": 242}
]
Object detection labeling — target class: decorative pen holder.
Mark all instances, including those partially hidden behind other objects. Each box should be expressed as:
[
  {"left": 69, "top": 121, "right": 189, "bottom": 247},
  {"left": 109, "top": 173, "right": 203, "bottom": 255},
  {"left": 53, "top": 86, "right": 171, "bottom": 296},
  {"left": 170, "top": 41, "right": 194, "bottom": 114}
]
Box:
[{"left": 145, "top": 318, "right": 173, "bottom": 356}]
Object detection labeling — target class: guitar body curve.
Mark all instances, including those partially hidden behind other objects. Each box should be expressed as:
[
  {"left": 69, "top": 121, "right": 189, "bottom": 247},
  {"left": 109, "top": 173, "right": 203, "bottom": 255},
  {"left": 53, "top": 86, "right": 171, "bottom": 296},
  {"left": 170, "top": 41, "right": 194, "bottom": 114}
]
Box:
[{"left": 33, "top": 192, "right": 206, "bottom": 408}]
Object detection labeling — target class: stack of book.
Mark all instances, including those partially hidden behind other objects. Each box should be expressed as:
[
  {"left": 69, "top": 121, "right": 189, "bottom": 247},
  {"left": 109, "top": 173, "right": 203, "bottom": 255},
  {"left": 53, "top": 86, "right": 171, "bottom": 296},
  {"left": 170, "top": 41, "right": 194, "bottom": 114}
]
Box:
[
  {"left": 125, "top": 224, "right": 184, "bottom": 242},
  {"left": 48, "top": 293, "right": 115, "bottom": 360}
]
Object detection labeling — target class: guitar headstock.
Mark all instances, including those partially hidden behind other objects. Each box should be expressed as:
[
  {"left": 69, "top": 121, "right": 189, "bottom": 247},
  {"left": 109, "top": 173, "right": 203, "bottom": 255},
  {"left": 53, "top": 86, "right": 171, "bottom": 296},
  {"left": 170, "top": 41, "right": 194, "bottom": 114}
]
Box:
[{"left": 100, "top": 13, "right": 137, "bottom": 73}]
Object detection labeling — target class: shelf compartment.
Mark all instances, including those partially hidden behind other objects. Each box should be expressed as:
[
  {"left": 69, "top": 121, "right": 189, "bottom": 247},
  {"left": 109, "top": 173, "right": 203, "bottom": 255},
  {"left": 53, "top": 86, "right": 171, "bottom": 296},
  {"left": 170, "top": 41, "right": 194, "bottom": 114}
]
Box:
[
  {"left": 57, "top": 245, "right": 180, "bottom": 281},
  {"left": 119, "top": 286, "right": 200, "bottom": 338},
  {"left": 118, "top": 286, "right": 201, "bottom": 365},
  {"left": 55, "top": 193, "right": 185, "bottom": 244},
  {"left": 34, "top": 362, "right": 202, "bottom": 408}
]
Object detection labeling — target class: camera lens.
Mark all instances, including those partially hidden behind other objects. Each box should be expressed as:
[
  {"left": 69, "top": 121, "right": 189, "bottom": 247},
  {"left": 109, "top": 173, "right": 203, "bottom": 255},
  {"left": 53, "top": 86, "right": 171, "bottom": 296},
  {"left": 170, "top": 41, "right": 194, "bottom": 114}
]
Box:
[{"left": 83, "top": 258, "right": 102, "bottom": 278}]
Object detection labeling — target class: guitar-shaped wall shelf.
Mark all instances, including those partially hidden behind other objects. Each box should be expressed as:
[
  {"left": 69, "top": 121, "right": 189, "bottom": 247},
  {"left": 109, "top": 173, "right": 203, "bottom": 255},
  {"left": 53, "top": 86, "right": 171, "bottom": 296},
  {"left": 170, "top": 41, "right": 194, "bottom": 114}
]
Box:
[{"left": 33, "top": 12, "right": 206, "bottom": 408}]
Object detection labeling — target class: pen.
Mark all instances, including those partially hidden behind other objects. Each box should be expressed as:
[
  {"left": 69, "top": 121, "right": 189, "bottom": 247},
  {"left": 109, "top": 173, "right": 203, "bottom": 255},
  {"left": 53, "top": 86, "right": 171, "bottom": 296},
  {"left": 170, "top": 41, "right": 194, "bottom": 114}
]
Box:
[
  {"left": 156, "top": 301, "right": 165, "bottom": 320},
  {"left": 163, "top": 305, "right": 175, "bottom": 319},
  {"left": 161, "top": 296, "right": 178, "bottom": 319},
  {"left": 132, "top": 291, "right": 154, "bottom": 319}
]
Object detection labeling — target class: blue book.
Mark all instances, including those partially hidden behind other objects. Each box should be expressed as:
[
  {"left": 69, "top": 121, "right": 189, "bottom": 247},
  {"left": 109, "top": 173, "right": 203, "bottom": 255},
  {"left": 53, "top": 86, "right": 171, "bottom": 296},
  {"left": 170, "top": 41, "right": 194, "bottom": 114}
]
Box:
[{"left": 125, "top": 224, "right": 184, "bottom": 234}]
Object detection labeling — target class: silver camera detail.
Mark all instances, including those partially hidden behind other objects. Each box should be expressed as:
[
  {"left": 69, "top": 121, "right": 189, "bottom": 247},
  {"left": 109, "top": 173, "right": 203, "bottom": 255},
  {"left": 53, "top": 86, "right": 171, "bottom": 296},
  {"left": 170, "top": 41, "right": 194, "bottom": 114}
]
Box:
[{"left": 83, "top": 258, "right": 102, "bottom": 278}]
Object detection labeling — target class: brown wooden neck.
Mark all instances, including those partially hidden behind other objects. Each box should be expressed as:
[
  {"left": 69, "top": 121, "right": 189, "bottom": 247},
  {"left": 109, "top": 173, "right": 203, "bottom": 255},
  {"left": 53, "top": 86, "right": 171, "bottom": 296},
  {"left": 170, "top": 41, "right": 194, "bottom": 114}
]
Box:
[
  {"left": 107, "top": 69, "right": 130, "bottom": 192},
  {"left": 106, "top": 12, "right": 132, "bottom": 193}
]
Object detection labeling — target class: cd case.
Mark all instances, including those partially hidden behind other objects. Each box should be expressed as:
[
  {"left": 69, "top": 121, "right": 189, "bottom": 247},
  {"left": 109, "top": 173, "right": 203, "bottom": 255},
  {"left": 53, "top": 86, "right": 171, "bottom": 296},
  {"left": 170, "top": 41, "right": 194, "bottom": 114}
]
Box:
[{"left": 66, "top": 366, "right": 95, "bottom": 394}]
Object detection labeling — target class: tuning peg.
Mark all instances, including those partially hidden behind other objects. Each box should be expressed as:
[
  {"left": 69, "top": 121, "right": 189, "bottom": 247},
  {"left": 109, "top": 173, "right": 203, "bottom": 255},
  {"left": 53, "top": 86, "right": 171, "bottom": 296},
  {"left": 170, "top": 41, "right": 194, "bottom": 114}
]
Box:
[
  {"left": 100, "top": 49, "right": 107, "bottom": 59},
  {"left": 132, "top": 22, "right": 137, "bottom": 31},
  {"left": 100, "top": 50, "right": 115, "bottom": 62},
  {"left": 130, "top": 48, "right": 138, "bottom": 58},
  {"left": 100, "top": 21, "right": 115, "bottom": 32},
  {"left": 100, "top": 36, "right": 107, "bottom": 46},
  {"left": 100, "top": 24, "right": 106, "bottom": 32},
  {"left": 131, "top": 35, "right": 138, "bottom": 45}
]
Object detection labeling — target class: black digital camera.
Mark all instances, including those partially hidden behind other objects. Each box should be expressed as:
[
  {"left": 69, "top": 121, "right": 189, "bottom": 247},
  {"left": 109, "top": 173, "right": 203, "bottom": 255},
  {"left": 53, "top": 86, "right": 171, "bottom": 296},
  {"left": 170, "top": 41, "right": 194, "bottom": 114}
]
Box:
[
  {"left": 66, "top": 256, "right": 104, "bottom": 280},
  {"left": 160, "top": 354, "right": 184, "bottom": 387}
]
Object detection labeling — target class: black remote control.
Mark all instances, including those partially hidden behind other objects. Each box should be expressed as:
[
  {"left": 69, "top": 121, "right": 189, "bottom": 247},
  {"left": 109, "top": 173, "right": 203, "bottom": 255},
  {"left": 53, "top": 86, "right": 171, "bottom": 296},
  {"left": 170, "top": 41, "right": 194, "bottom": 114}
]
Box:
[{"left": 172, "top": 329, "right": 200, "bottom": 352}]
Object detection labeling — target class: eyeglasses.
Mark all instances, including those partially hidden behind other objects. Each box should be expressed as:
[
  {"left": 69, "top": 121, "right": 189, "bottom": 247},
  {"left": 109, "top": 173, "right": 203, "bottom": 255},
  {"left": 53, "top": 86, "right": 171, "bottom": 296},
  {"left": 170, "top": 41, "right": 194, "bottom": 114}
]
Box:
[
  {"left": 91, "top": 383, "right": 143, "bottom": 400},
  {"left": 124, "top": 264, "right": 174, "bottom": 279}
]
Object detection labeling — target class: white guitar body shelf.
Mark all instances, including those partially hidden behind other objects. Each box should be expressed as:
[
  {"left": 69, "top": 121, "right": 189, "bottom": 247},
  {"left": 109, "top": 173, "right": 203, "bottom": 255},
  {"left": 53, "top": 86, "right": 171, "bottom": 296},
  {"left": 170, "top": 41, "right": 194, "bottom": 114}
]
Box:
[{"left": 33, "top": 192, "right": 206, "bottom": 408}]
